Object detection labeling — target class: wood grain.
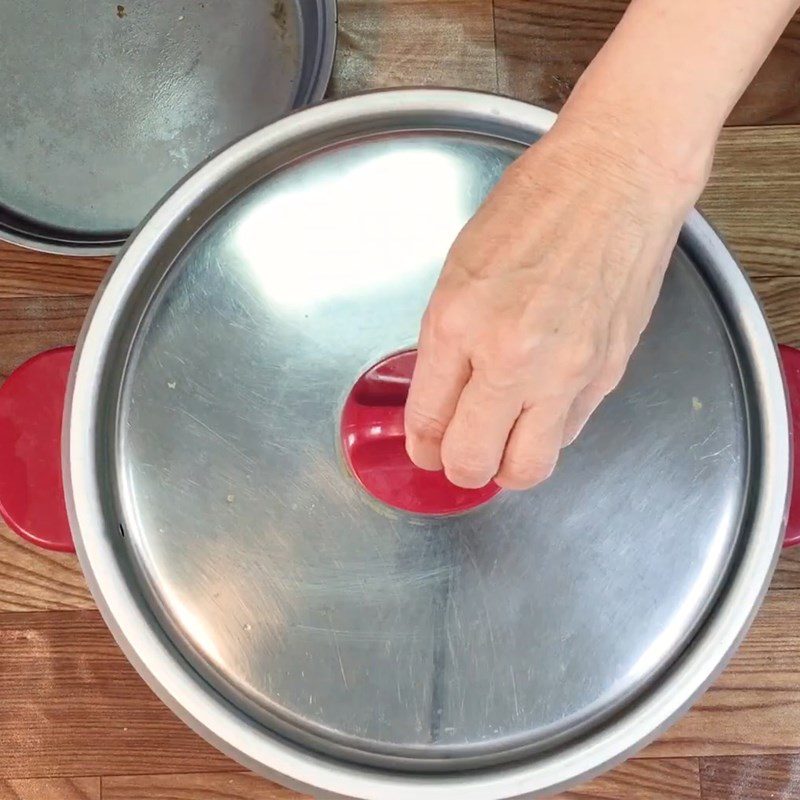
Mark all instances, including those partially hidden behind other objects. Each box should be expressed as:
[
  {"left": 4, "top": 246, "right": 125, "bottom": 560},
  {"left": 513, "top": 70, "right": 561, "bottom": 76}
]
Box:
[
  {"left": 0, "top": 243, "right": 108, "bottom": 300},
  {"left": 329, "top": 0, "right": 497, "bottom": 97},
  {"left": 103, "top": 772, "right": 307, "bottom": 800},
  {"left": 0, "top": 527, "right": 92, "bottom": 612},
  {"left": 494, "top": 2, "right": 800, "bottom": 126},
  {"left": 703, "top": 127, "right": 800, "bottom": 279},
  {"left": 753, "top": 277, "right": 800, "bottom": 347},
  {"left": 773, "top": 550, "right": 800, "bottom": 592},
  {"left": 0, "top": 611, "right": 237, "bottom": 779},
  {"left": 0, "top": 295, "right": 90, "bottom": 381},
  {"left": 646, "top": 591, "right": 800, "bottom": 758},
  {"left": 555, "top": 758, "right": 700, "bottom": 799},
  {"left": 699, "top": 754, "right": 800, "bottom": 800},
  {"left": 99, "top": 759, "right": 701, "bottom": 800},
  {"left": 0, "top": 778, "right": 100, "bottom": 800}
]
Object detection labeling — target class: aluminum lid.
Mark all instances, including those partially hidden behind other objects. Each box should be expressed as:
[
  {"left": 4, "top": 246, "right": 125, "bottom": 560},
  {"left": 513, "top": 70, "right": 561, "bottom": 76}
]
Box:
[
  {"left": 67, "top": 92, "right": 788, "bottom": 788},
  {"left": 0, "top": 0, "right": 335, "bottom": 255}
]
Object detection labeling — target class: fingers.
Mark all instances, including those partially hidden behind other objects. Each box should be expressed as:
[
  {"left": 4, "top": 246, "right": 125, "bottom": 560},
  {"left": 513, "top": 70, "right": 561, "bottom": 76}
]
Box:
[
  {"left": 405, "top": 337, "right": 470, "bottom": 471},
  {"left": 440, "top": 368, "right": 524, "bottom": 488},
  {"left": 408, "top": 350, "right": 620, "bottom": 489},
  {"left": 495, "top": 405, "right": 567, "bottom": 490}
]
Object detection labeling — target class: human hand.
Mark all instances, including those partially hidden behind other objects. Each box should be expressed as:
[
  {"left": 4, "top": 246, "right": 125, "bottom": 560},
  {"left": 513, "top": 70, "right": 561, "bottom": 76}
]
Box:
[{"left": 404, "top": 118, "right": 705, "bottom": 490}]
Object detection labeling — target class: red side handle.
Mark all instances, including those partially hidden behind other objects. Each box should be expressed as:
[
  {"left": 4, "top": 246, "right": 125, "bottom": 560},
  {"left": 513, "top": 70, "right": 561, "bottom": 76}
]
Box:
[
  {"left": 0, "top": 347, "right": 75, "bottom": 552},
  {"left": 341, "top": 350, "right": 500, "bottom": 515},
  {"left": 780, "top": 345, "right": 800, "bottom": 549}
]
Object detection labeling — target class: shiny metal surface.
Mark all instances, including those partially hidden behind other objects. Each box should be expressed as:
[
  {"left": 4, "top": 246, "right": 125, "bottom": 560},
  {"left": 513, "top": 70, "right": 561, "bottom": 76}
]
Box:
[
  {"left": 66, "top": 91, "right": 791, "bottom": 799},
  {"left": 0, "top": 0, "right": 335, "bottom": 255},
  {"left": 120, "top": 135, "right": 746, "bottom": 766}
]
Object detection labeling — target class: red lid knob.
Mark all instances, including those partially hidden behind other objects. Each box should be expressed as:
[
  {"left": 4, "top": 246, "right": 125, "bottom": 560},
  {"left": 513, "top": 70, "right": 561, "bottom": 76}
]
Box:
[
  {"left": 341, "top": 351, "right": 500, "bottom": 515},
  {"left": 0, "top": 347, "right": 75, "bottom": 552},
  {"left": 780, "top": 344, "right": 800, "bottom": 549}
]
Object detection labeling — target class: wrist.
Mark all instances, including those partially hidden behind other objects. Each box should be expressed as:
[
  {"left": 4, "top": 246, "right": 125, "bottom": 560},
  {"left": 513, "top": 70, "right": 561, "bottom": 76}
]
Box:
[
  {"left": 559, "top": 95, "right": 712, "bottom": 194},
  {"left": 524, "top": 98, "right": 711, "bottom": 226}
]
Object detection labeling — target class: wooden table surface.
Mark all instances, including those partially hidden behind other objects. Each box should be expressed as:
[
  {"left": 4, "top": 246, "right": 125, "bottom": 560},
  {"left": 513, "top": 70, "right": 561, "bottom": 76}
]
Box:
[{"left": 1, "top": 2, "right": 800, "bottom": 799}]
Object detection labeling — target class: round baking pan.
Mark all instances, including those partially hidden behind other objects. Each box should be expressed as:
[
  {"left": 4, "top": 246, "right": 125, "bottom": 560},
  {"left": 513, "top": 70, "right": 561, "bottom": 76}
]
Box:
[{"left": 0, "top": 0, "right": 336, "bottom": 256}]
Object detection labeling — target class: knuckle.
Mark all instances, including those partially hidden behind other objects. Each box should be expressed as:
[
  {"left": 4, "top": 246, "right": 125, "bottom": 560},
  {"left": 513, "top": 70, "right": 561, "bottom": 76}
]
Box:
[
  {"left": 476, "top": 330, "right": 535, "bottom": 381},
  {"left": 442, "top": 448, "right": 495, "bottom": 488},
  {"left": 597, "top": 356, "right": 628, "bottom": 396},
  {"left": 405, "top": 407, "right": 447, "bottom": 443},
  {"left": 562, "top": 331, "right": 603, "bottom": 377},
  {"left": 497, "top": 455, "right": 556, "bottom": 490},
  {"left": 474, "top": 362, "right": 525, "bottom": 397},
  {"left": 492, "top": 339, "right": 533, "bottom": 373},
  {"left": 422, "top": 297, "right": 468, "bottom": 343},
  {"left": 595, "top": 373, "right": 619, "bottom": 398}
]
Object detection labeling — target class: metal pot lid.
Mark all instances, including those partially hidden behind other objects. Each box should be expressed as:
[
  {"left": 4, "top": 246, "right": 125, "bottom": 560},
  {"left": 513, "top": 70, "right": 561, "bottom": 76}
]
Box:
[
  {"left": 0, "top": 0, "right": 335, "bottom": 256},
  {"left": 67, "top": 92, "right": 789, "bottom": 788}
]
